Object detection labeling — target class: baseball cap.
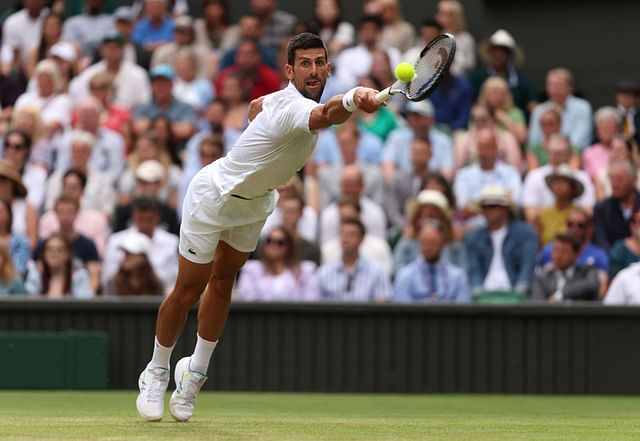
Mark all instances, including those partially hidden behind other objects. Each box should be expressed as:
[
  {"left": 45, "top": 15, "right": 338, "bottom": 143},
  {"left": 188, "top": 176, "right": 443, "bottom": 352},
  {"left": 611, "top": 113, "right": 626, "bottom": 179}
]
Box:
[
  {"left": 478, "top": 185, "right": 512, "bottom": 207},
  {"left": 50, "top": 41, "right": 77, "bottom": 62},
  {"left": 120, "top": 231, "right": 152, "bottom": 255},
  {"left": 149, "top": 64, "right": 175, "bottom": 81},
  {"left": 114, "top": 6, "right": 134, "bottom": 22},
  {"left": 405, "top": 99, "right": 434, "bottom": 117},
  {"left": 135, "top": 160, "right": 166, "bottom": 183},
  {"left": 174, "top": 15, "right": 193, "bottom": 29},
  {"left": 102, "top": 31, "right": 126, "bottom": 45}
]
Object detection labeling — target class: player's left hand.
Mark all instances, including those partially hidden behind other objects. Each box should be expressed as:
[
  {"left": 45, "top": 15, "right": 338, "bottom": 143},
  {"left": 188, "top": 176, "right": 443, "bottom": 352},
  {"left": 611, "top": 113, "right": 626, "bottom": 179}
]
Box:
[{"left": 353, "top": 87, "right": 382, "bottom": 113}]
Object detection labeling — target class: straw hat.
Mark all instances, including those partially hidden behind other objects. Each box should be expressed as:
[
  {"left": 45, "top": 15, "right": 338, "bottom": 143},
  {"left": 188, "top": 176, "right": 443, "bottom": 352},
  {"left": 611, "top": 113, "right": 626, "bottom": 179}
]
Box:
[
  {"left": 544, "top": 164, "right": 584, "bottom": 199},
  {"left": 478, "top": 185, "right": 513, "bottom": 208},
  {"left": 120, "top": 231, "right": 152, "bottom": 255},
  {"left": 479, "top": 29, "right": 525, "bottom": 66},
  {"left": 406, "top": 189, "right": 452, "bottom": 222},
  {"left": 0, "top": 161, "right": 27, "bottom": 198}
]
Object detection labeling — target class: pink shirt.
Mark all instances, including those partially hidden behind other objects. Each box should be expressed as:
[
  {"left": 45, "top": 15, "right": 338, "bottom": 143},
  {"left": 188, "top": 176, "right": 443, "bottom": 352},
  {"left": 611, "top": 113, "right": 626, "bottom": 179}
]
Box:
[
  {"left": 582, "top": 143, "right": 610, "bottom": 181},
  {"left": 38, "top": 209, "right": 110, "bottom": 257},
  {"left": 235, "top": 260, "right": 320, "bottom": 301}
]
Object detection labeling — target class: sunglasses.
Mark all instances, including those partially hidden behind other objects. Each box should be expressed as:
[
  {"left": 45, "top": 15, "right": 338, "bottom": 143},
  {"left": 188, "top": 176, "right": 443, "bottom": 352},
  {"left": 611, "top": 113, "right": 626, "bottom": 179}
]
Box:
[
  {"left": 266, "top": 237, "right": 287, "bottom": 246},
  {"left": 4, "top": 142, "right": 26, "bottom": 150},
  {"left": 566, "top": 221, "right": 587, "bottom": 229}
]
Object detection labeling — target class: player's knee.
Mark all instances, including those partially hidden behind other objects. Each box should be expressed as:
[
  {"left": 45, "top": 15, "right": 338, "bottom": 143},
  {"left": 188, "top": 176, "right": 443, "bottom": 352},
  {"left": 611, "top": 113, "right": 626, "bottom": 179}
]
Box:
[{"left": 167, "top": 285, "right": 203, "bottom": 310}]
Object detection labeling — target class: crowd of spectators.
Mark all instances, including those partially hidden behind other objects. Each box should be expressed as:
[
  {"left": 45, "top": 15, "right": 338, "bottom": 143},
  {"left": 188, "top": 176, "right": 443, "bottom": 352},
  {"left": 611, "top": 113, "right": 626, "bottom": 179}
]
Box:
[{"left": 0, "top": 0, "right": 639, "bottom": 305}]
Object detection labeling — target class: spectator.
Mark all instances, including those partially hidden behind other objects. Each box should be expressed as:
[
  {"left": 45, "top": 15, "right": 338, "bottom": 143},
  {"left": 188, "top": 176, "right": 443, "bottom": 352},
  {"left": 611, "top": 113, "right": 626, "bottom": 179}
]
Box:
[
  {"left": 537, "top": 165, "right": 584, "bottom": 246},
  {"left": 171, "top": 48, "right": 215, "bottom": 114},
  {"left": 69, "top": 32, "right": 151, "bottom": 110},
  {"left": 235, "top": 226, "right": 319, "bottom": 301},
  {"left": 0, "top": 242, "right": 25, "bottom": 295},
  {"left": 103, "top": 197, "right": 179, "bottom": 292},
  {"left": 522, "top": 134, "right": 595, "bottom": 224},
  {"left": 314, "top": 118, "right": 384, "bottom": 169},
  {"left": 464, "top": 185, "right": 538, "bottom": 295},
  {"left": 113, "top": 6, "right": 143, "bottom": 66},
  {"left": 453, "top": 127, "right": 522, "bottom": 226},
  {"left": 615, "top": 80, "right": 640, "bottom": 146},
  {"left": 132, "top": 0, "right": 175, "bottom": 56},
  {"left": 133, "top": 64, "right": 198, "bottom": 145},
  {"left": 308, "top": 0, "right": 354, "bottom": 60},
  {"left": 33, "top": 194, "right": 102, "bottom": 293},
  {"left": 218, "top": 14, "right": 277, "bottom": 71},
  {"left": 604, "top": 262, "right": 640, "bottom": 305},
  {"left": 0, "top": 160, "right": 37, "bottom": 249},
  {"left": 582, "top": 106, "right": 623, "bottom": 181},
  {"left": 382, "top": 99, "right": 454, "bottom": 182},
  {"left": 2, "top": 128, "right": 47, "bottom": 212},
  {"left": 594, "top": 135, "right": 640, "bottom": 200},
  {"left": 193, "top": 0, "right": 240, "bottom": 54},
  {"left": 393, "top": 188, "right": 466, "bottom": 274},
  {"left": 532, "top": 234, "right": 600, "bottom": 303},
  {"left": 525, "top": 104, "right": 580, "bottom": 171},
  {"left": 594, "top": 159, "right": 640, "bottom": 251},
  {"left": 454, "top": 103, "right": 521, "bottom": 171},
  {"left": 55, "top": 96, "right": 126, "bottom": 185},
  {"left": 428, "top": 70, "right": 474, "bottom": 132},
  {"left": 85, "top": 71, "right": 132, "bottom": 144},
  {"left": 1, "top": 0, "right": 48, "bottom": 76},
  {"left": 113, "top": 161, "right": 180, "bottom": 235},
  {"left": 316, "top": 121, "right": 384, "bottom": 209},
  {"left": 333, "top": 15, "right": 401, "bottom": 91},
  {"left": 61, "top": 0, "right": 114, "bottom": 65},
  {"left": 9, "top": 104, "right": 54, "bottom": 171},
  {"left": 25, "top": 12, "right": 65, "bottom": 80},
  {"left": 528, "top": 68, "right": 593, "bottom": 150},
  {"left": 46, "top": 131, "right": 115, "bottom": 217},
  {"left": 321, "top": 199, "right": 392, "bottom": 275},
  {"left": 216, "top": 74, "right": 250, "bottom": 133},
  {"left": 539, "top": 207, "right": 610, "bottom": 275},
  {"left": 178, "top": 135, "right": 224, "bottom": 213},
  {"left": 318, "top": 218, "right": 391, "bottom": 302},
  {"left": 434, "top": 0, "right": 475, "bottom": 76},
  {"left": 403, "top": 17, "right": 440, "bottom": 64},
  {"left": 25, "top": 233, "right": 94, "bottom": 298},
  {"left": 469, "top": 29, "right": 538, "bottom": 116},
  {"left": 476, "top": 76, "right": 528, "bottom": 145},
  {"left": 0, "top": 198, "right": 29, "bottom": 277},
  {"left": 15, "top": 60, "right": 72, "bottom": 136},
  {"left": 151, "top": 15, "right": 211, "bottom": 80},
  {"left": 40, "top": 169, "right": 110, "bottom": 256},
  {"left": 608, "top": 208, "right": 640, "bottom": 280},
  {"left": 394, "top": 221, "right": 470, "bottom": 303},
  {"left": 103, "top": 231, "right": 164, "bottom": 296},
  {"left": 214, "top": 38, "right": 281, "bottom": 102},
  {"left": 41, "top": 41, "right": 79, "bottom": 94},
  {"left": 249, "top": 0, "right": 296, "bottom": 54},
  {"left": 320, "top": 165, "right": 386, "bottom": 243},
  {"left": 376, "top": 0, "right": 415, "bottom": 53}
]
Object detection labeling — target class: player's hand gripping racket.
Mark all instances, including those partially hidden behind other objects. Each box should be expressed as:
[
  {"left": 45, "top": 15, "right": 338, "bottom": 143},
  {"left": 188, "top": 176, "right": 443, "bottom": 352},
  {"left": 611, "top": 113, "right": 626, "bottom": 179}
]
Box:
[{"left": 375, "top": 33, "right": 456, "bottom": 103}]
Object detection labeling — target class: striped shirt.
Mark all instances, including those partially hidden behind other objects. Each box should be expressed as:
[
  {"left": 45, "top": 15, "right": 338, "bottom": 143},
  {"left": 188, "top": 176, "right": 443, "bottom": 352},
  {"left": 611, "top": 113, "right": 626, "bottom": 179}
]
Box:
[{"left": 318, "top": 258, "right": 391, "bottom": 302}]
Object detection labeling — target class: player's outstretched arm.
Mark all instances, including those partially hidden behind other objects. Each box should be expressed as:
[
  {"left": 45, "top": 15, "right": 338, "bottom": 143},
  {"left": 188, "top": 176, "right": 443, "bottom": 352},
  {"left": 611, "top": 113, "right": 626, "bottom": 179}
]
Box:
[{"left": 309, "top": 87, "right": 380, "bottom": 131}]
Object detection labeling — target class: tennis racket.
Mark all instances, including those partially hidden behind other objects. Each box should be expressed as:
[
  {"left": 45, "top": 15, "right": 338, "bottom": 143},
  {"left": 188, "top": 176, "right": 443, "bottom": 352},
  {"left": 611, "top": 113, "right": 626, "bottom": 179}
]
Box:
[{"left": 375, "top": 33, "right": 456, "bottom": 103}]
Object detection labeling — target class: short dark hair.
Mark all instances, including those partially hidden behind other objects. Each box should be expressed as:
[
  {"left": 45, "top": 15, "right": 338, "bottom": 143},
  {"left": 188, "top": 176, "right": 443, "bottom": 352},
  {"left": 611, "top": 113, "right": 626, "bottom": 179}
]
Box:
[
  {"left": 286, "top": 32, "right": 327, "bottom": 66},
  {"left": 4, "top": 128, "right": 32, "bottom": 153},
  {"left": 554, "top": 233, "right": 581, "bottom": 253},
  {"left": 132, "top": 197, "right": 161, "bottom": 214},
  {"left": 421, "top": 17, "right": 443, "bottom": 32},
  {"left": 341, "top": 218, "right": 366, "bottom": 238},
  {"left": 359, "top": 15, "right": 384, "bottom": 30},
  {"left": 63, "top": 168, "right": 88, "bottom": 190}
]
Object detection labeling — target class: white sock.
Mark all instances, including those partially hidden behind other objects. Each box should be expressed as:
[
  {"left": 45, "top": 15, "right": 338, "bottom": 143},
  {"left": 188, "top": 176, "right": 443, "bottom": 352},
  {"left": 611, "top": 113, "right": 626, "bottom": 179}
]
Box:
[
  {"left": 149, "top": 336, "right": 175, "bottom": 370},
  {"left": 190, "top": 334, "right": 218, "bottom": 375}
]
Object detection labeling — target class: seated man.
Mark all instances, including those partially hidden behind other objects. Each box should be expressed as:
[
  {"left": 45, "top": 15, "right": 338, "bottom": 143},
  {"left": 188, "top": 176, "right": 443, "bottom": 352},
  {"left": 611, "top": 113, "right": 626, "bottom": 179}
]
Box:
[
  {"left": 394, "top": 220, "right": 470, "bottom": 303},
  {"left": 318, "top": 218, "right": 391, "bottom": 302},
  {"left": 532, "top": 233, "right": 600, "bottom": 302},
  {"left": 464, "top": 185, "right": 538, "bottom": 295}
]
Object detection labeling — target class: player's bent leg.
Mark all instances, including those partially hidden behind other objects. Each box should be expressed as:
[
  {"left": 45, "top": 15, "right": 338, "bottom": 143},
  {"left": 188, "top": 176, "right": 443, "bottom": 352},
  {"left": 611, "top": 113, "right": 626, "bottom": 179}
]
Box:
[
  {"left": 137, "top": 256, "right": 212, "bottom": 422},
  {"left": 170, "top": 241, "right": 250, "bottom": 422}
]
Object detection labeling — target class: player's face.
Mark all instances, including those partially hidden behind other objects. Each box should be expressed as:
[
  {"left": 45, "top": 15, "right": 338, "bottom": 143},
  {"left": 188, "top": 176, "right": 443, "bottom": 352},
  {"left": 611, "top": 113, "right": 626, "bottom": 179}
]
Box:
[{"left": 286, "top": 48, "right": 330, "bottom": 102}]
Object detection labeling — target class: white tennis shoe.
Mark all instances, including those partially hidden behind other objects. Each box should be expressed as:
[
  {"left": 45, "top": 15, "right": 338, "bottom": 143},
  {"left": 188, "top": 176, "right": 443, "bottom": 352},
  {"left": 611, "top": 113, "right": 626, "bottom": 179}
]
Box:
[
  {"left": 136, "top": 364, "right": 170, "bottom": 421},
  {"left": 169, "top": 356, "right": 208, "bottom": 422}
]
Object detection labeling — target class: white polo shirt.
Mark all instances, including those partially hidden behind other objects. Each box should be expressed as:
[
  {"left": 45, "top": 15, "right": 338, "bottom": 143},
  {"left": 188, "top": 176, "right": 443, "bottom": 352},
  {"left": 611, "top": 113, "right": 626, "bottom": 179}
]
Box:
[
  {"left": 604, "top": 262, "right": 640, "bottom": 305},
  {"left": 208, "top": 82, "right": 319, "bottom": 199}
]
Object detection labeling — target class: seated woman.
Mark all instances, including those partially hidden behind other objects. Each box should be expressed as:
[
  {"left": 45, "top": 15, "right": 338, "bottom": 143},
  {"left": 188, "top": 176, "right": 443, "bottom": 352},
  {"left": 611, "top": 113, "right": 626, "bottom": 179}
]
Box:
[
  {"left": 25, "top": 233, "right": 94, "bottom": 298},
  {"left": 235, "top": 227, "right": 320, "bottom": 301},
  {"left": 0, "top": 198, "right": 29, "bottom": 277},
  {"left": 594, "top": 135, "right": 640, "bottom": 200},
  {"left": 609, "top": 209, "right": 640, "bottom": 280},
  {"left": 0, "top": 242, "right": 26, "bottom": 295},
  {"left": 476, "top": 76, "right": 527, "bottom": 145},
  {"left": 526, "top": 104, "right": 580, "bottom": 171},
  {"left": 103, "top": 231, "right": 163, "bottom": 296}
]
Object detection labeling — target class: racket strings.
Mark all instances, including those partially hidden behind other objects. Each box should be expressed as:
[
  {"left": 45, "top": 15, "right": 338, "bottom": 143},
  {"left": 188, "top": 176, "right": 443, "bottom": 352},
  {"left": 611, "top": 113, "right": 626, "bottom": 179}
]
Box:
[{"left": 407, "top": 37, "right": 455, "bottom": 100}]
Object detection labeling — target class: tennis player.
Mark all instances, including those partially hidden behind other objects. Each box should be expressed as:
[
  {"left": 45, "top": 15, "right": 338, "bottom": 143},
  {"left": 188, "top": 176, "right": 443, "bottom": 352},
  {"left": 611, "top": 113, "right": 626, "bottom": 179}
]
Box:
[{"left": 136, "top": 32, "right": 382, "bottom": 422}]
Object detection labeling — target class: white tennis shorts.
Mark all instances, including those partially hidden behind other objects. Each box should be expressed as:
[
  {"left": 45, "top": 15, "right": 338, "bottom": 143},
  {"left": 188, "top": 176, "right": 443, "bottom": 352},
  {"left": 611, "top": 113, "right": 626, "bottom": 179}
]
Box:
[{"left": 179, "top": 168, "right": 278, "bottom": 264}]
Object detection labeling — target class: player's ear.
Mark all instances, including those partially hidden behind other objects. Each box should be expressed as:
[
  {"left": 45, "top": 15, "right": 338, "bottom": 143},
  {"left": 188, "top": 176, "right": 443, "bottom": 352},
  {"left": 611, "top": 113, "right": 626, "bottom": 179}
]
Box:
[{"left": 284, "top": 64, "right": 294, "bottom": 81}]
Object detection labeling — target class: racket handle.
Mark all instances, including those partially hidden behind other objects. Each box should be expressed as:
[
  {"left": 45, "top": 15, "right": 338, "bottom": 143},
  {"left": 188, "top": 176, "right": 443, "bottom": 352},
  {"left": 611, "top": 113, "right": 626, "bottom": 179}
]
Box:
[{"left": 375, "top": 80, "right": 402, "bottom": 103}]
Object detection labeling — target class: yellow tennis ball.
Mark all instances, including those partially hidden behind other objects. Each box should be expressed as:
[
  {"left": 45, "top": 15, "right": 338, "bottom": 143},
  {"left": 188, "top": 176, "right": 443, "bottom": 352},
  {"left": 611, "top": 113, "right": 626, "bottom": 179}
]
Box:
[{"left": 395, "top": 62, "right": 415, "bottom": 82}]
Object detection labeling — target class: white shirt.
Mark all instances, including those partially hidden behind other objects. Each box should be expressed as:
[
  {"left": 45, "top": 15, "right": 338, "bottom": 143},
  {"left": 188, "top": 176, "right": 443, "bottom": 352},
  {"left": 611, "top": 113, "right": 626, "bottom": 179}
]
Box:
[
  {"left": 483, "top": 225, "right": 511, "bottom": 291},
  {"left": 207, "top": 83, "right": 318, "bottom": 199},
  {"left": 261, "top": 205, "right": 318, "bottom": 243},
  {"left": 604, "top": 262, "right": 640, "bottom": 305},
  {"left": 101, "top": 227, "right": 179, "bottom": 291},
  {"left": 1, "top": 8, "right": 46, "bottom": 66},
  {"left": 69, "top": 60, "right": 151, "bottom": 110},
  {"left": 334, "top": 44, "right": 402, "bottom": 91},
  {"left": 22, "top": 163, "right": 47, "bottom": 211},
  {"left": 14, "top": 92, "right": 72, "bottom": 129},
  {"left": 320, "top": 196, "right": 387, "bottom": 244},
  {"left": 321, "top": 234, "right": 393, "bottom": 276},
  {"left": 522, "top": 164, "right": 595, "bottom": 210}
]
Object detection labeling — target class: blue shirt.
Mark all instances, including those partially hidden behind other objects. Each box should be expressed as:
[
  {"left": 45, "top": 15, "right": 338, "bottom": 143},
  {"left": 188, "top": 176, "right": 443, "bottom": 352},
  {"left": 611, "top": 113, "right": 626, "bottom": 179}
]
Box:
[
  {"left": 318, "top": 258, "right": 391, "bottom": 302},
  {"left": 315, "top": 128, "right": 384, "bottom": 165},
  {"left": 394, "top": 256, "right": 470, "bottom": 303},
  {"left": 428, "top": 75, "right": 474, "bottom": 131},
  {"left": 539, "top": 242, "right": 609, "bottom": 272},
  {"left": 528, "top": 96, "right": 593, "bottom": 150},
  {"left": 132, "top": 16, "right": 175, "bottom": 46},
  {"left": 134, "top": 97, "right": 198, "bottom": 126},
  {"left": 382, "top": 126, "right": 453, "bottom": 173},
  {"left": 453, "top": 162, "right": 522, "bottom": 209}
]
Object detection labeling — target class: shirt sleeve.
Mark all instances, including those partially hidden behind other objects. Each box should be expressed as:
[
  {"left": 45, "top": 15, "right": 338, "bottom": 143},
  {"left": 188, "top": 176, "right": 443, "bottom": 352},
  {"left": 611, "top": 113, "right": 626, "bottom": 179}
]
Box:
[{"left": 276, "top": 97, "right": 318, "bottom": 135}]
